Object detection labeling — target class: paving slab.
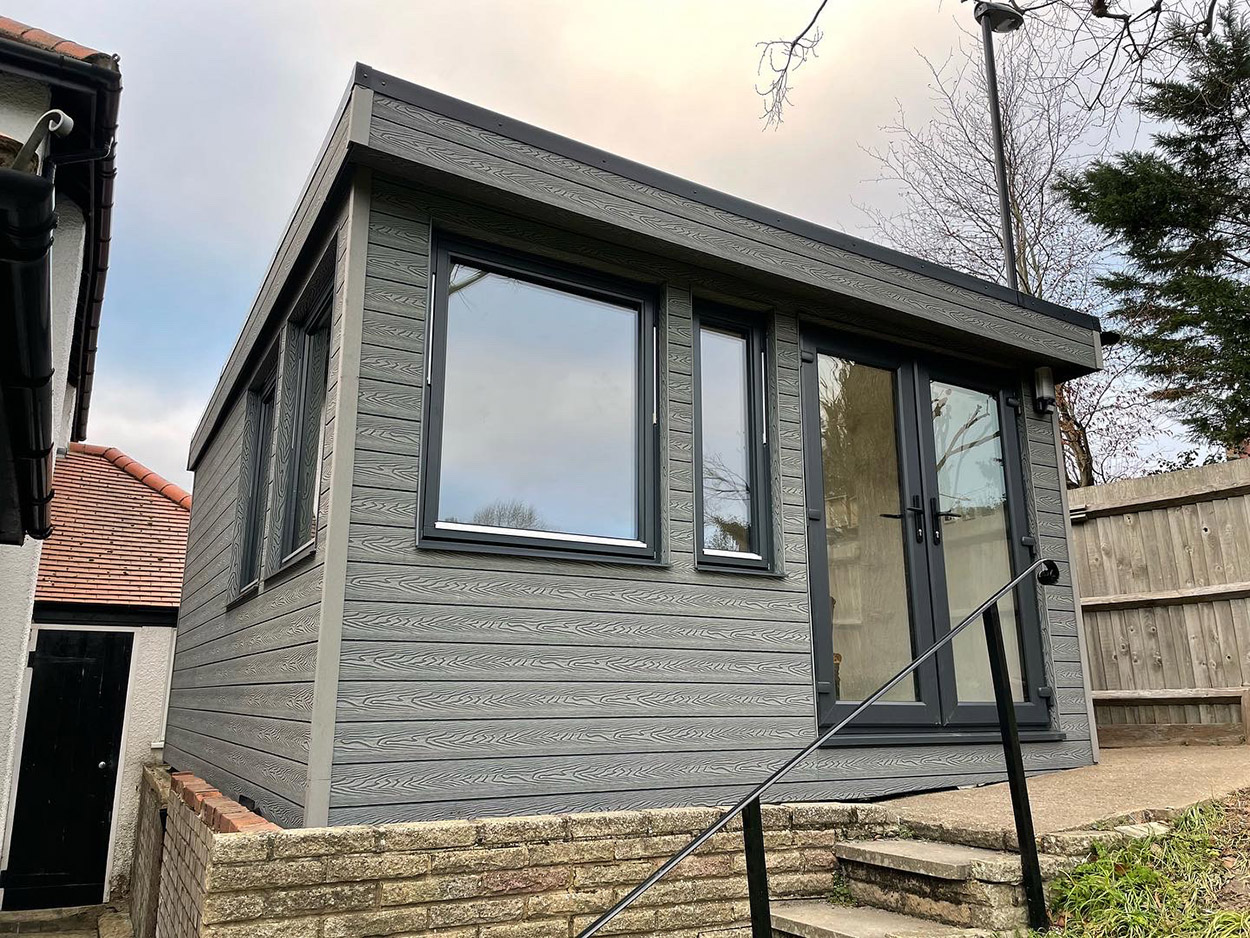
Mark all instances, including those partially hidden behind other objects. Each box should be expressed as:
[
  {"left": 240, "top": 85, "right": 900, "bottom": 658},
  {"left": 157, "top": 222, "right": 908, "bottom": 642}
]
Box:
[
  {"left": 835, "top": 839, "right": 1020, "bottom": 882},
  {"left": 882, "top": 746, "right": 1250, "bottom": 835}
]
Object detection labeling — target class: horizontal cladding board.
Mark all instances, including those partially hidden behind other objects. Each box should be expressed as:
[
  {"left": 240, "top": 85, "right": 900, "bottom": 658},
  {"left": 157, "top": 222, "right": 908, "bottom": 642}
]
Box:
[
  {"left": 344, "top": 526, "right": 809, "bottom": 593},
  {"left": 335, "top": 639, "right": 811, "bottom": 686},
  {"left": 336, "top": 679, "right": 812, "bottom": 722},
  {"left": 171, "top": 643, "right": 318, "bottom": 689},
  {"left": 342, "top": 563, "right": 811, "bottom": 621},
  {"left": 329, "top": 750, "right": 1094, "bottom": 823},
  {"left": 174, "top": 604, "right": 322, "bottom": 667},
  {"left": 167, "top": 708, "right": 310, "bottom": 763},
  {"left": 340, "top": 601, "right": 811, "bottom": 653},
  {"left": 329, "top": 739, "right": 1095, "bottom": 807},
  {"left": 169, "top": 682, "right": 315, "bottom": 721},
  {"left": 333, "top": 715, "right": 815, "bottom": 763},
  {"left": 367, "top": 93, "right": 1095, "bottom": 351},
  {"left": 165, "top": 727, "right": 308, "bottom": 814}
]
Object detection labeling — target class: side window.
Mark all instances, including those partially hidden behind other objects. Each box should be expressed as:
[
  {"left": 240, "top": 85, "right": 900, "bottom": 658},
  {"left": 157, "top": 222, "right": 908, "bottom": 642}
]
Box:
[
  {"left": 278, "top": 301, "right": 331, "bottom": 561},
  {"left": 693, "top": 301, "right": 771, "bottom": 569},
  {"left": 238, "top": 364, "right": 277, "bottom": 592}
]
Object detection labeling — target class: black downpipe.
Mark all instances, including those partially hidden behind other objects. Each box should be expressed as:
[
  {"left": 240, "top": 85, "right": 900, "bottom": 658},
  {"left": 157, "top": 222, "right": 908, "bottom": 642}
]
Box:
[{"left": 0, "top": 167, "right": 57, "bottom": 542}]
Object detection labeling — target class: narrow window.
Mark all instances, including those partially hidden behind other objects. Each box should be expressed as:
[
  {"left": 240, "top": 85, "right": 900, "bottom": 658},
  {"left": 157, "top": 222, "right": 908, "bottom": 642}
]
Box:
[
  {"left": 279, "top": 302, "right": 331, "bottom": 560},
  {"left": 694, "top": 302, "right": 770, "bottom": 569},
  {"left": 422, "top": 238, "right": 657, "bottom": 560},
  {"left": 239, "top": 371, "right": 277, "bottom": 591}
]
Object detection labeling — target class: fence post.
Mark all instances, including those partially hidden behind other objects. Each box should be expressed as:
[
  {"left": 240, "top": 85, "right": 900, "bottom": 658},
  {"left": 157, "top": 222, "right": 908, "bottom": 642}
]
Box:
[
  {"left": 741, "top": 796, "right": 771, "bottom": 937},
  {"left": 983, "top": 603, "right": 1048, "bottom": 931}
]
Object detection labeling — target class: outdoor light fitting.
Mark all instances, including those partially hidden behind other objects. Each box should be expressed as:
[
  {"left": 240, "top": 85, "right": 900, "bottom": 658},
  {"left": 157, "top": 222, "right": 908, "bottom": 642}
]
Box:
[
  {"left": 1034, "top": 366, "right": 1057, "bottom": 416},
  {"left": 973, "top": 2, "right": 1025, "bottom": 33}
]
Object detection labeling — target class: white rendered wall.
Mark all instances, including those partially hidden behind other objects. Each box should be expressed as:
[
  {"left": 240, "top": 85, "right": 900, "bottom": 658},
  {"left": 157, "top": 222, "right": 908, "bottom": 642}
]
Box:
[{"left": 0, "top": 71, "right": 89, "bottom": 875}]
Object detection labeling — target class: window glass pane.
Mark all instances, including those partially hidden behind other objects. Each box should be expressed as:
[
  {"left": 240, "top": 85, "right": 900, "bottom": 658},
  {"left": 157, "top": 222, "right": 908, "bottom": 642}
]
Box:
[
  {"left": 437, "top": 263, "right": 640, "bottom": 541},
  {"left": 287, "top": 322, "right": 330, "bottom": 554},
  {"left": 699, "top": 327, "right": 752, "bottom": 553},
  {"left": 241, "top": 386, "right": 275, "bottom": 586},
  {"left": 929, "top": 380, "right": 1026, "bottom": 701},
  {"left": 818, "top": 355, "right": 918, "bottom": 702}
]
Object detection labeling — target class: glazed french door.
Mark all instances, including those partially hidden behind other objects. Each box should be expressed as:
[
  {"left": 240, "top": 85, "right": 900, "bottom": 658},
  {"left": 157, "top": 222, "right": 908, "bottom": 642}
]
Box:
[{"left": 801, "top": 329, "right": 1048, "bottom": 733}]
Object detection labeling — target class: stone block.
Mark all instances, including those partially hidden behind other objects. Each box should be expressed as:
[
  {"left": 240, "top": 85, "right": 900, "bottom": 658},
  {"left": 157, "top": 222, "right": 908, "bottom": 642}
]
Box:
[
  {"left": 525, "top": 887, "right": 614, "bottom": 916},
  {"left": 271, "top": 826, "right": 378, "bottom": 858},
  {"left": 566, "top": 810, "right": 652, "bottom": 839},
  {"left": 528, "top": 839, "right": 615, "bottom": 865},
  {"left": 202, "top": 919, "right": 321, "bottom": 938},
  {"left": 645, "top": 806, "right": 722, "bottom": 835},
  {"left": 481, "top": 865, "right": 571, "bottom": 895},
  {"left": 207, "top": 858, "right": 325, "bottom": 891},
  {"left": 201, "top": 891, "right": 265, "bottom": 924},
  {"left": 210, "top": 832, "right": 273, "bottom": 864},
  {"left": 480, "top": 921, "right": 570, "bottom": 938},
  {"left": 427, "top": 896, "right": 526, "bottom": 928},
  {"left": 262, "top": 882, "right": 377, "bottom": 917},
  {"left": 571, "top": 907, "right": 657, "bottom": 935},
  {"left": 379, "top": 873, "right": 482, "bottom": 906},
  {"left": 477, "top": 815, "right": 568, "bottom": 845},
  {"left": 377, "top": 820, "right": 477, "bottom": 851},
  {"left": 325, "top": 851, "right": 430, "bottom": 882},
  {"left": 431, "top": 845, "right": 530, "bottom": 874},
  {"left": 322, "top": 907, "right": 430, "bottom": 938},
  {"left": 789, "top": 803, "right": 858, "bottom": 828}
]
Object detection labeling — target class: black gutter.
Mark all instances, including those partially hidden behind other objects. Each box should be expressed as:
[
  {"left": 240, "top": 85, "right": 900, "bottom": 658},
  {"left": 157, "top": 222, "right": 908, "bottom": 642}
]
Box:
[
  {"left": 355, "top": 63, "right": 1099, "bottom": 333},
  {"left": 0, "top": 168, "right": 57, "bottom": 542},
  {"left": 0, "top": 34, "right": 122, "bottom": 443}
]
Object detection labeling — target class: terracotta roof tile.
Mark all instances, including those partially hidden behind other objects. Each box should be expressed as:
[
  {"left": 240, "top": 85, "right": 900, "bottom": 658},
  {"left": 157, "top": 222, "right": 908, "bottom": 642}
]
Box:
[
  {"left": 0, "top": 16, "right": 116, "bottom": 69},
  {"left": 35, "top": 443, "right": 190, "bottom": 608}
]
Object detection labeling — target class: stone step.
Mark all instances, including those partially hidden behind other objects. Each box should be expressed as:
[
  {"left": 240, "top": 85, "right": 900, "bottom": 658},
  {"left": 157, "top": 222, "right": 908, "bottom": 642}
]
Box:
[
  {"left": 835, "top": 839, "right": 1024, "bottom": 883},
  {"left": 771, "top": 899, "right": 995, "bottom": 938},
  {"left": 833, "top": 839, "right": 1043, "bottom": 931}
]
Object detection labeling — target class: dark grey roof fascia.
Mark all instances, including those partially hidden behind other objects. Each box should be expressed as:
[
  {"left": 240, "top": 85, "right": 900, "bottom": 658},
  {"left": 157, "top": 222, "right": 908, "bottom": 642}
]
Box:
[{"left": 354, "top": 63, "right": 1099, "bottom": 333}]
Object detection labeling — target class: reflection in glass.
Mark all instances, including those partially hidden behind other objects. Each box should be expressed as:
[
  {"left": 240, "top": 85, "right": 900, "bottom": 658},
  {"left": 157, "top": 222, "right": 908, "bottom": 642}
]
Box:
[
  {"left": 699, "top": 327, "right": 752, "bottom": 553},
  {"left": 930, "top": 381, "right": 1025, "bottom": 701},
  {"left": 819, "top": 355, "right": 917, "bottom": 702},
  {"left": 286, "top": 320, "right": 330, "bottom": 555},
  {"left": 437, "top": 263, "right": 640, "bottom": 541}
]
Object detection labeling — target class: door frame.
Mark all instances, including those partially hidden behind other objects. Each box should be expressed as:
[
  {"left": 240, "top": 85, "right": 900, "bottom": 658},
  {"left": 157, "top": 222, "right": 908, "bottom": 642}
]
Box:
[
  {"left": 800, "top": 324, "right": 1051, "bottom": 735},
  {"left": 0, "top": 623, "right": 138, "bottom": 908}
]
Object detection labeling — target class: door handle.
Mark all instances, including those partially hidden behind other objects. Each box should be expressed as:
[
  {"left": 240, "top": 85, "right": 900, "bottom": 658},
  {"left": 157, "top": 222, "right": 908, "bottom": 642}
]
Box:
[
  {"left": 881, "top": 495, "right": 925, "bottom": 543},
  {"left": 930, "top": 497, "right": 962, "bottom": 545},
  {"left": 97, "top": 761, "right": 107, "bottom": 770}
]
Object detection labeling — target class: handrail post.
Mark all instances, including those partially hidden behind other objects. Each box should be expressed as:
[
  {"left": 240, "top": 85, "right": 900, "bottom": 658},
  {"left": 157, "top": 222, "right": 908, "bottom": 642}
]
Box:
[
  {"left": 983, "top": 603, "right": 1048, "bottom": 931},
  {"left": 741, "top": 797, "right": 771, "bottom": 937}
]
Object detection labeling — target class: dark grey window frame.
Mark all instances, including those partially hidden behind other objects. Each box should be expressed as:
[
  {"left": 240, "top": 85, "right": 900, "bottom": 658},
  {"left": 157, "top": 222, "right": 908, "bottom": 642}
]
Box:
[
  {"left": 692, "top": 300, "right": 772, "bottom": 572},
  {"left": 236, "top": 356, "right": 278, "bottom": 596},
  {"left": 420, "top": 235, "right": 661, "bottom": 563},
  {"left": 276, "top": 292, "right": 332, "bottom": 567}
]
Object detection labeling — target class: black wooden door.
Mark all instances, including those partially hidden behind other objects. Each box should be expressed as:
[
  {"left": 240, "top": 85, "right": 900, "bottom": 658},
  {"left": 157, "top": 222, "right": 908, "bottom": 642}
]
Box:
[{"left": 2, "top": 629, "right": 132, "bottom": 910}]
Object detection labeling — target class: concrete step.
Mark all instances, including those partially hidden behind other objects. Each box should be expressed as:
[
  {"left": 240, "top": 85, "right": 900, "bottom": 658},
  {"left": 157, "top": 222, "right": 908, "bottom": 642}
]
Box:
[
  {"left": 0, "top": 905, "right": 105, "bottom": 935},
  {"left": 771, "top": 899, "right": 995, "bottom": 938},
  {"left": 833, "top": 839, "right": 1046, "bottom": 931}
]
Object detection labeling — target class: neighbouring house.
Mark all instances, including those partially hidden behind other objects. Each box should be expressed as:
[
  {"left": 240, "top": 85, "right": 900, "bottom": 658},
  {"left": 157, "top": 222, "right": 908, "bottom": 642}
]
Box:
[
  {"left": 168, "top": 65, "right": 1101, "bottom": 831},
  {"left": 1, "top": 443, "right": 188, "bottom": 910},
  {"left": 0, "top": 15, "right": 122, "bottom": 909}
]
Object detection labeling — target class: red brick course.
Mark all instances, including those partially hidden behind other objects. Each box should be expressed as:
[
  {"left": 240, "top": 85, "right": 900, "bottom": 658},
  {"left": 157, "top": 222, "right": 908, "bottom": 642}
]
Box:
[{"left": 169, "top": 773, "right": 279, "bottom": 835}]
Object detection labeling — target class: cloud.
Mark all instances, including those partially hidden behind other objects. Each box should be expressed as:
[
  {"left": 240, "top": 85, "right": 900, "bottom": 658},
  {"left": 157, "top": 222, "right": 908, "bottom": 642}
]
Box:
[{"left": 83, "top": 372, "right": 206, "bottom": 491}]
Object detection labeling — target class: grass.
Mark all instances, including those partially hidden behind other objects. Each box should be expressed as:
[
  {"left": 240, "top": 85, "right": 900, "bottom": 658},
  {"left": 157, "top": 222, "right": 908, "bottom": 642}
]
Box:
[{"left": 1045, "top": 794, "right": 1250, "bottom": 937}]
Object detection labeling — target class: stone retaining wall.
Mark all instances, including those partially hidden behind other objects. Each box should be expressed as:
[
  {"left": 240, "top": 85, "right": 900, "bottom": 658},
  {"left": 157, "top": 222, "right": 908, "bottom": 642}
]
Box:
[{"left": 143, "top": 770, "right": 897, "bottom": 937}]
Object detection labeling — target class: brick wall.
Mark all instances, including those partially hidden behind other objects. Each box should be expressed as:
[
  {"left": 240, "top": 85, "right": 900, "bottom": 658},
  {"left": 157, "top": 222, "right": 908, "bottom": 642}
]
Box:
[
  {"left": 144, "top": 769, "right": 897, "bottom": 938},
  {"left": 131, "top": 766, "right": 172, "bottom": 938}
]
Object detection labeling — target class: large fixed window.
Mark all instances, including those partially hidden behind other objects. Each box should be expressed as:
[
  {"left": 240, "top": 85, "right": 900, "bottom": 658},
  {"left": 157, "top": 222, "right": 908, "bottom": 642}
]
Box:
[
  {"left": 693, "top": 302, "right": 771, "bottom": 570},
  {"left": 278, "top": 300, "right": 331, "bottom": 561},
  {"left": 421, "top": 238, "right": 658, "bottom": 560},
  {"left": 238, "top": 362, "right": 277, "bottom": 592}
]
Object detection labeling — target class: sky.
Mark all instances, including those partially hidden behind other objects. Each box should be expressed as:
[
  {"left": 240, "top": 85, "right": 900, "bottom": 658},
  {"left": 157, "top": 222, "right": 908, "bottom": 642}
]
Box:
[{"left": 18, "top": 0, "right": 1022, "bottom": 489}]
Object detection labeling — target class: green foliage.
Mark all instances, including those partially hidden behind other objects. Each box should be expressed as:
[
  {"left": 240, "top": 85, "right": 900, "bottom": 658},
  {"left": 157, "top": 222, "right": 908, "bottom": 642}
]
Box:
[
  {"left": 1059, "top": 5, "right": 1250, "bottom": 450},
  {"left": 1046, "top": 802, "right": 1250, "bottom": 937}
]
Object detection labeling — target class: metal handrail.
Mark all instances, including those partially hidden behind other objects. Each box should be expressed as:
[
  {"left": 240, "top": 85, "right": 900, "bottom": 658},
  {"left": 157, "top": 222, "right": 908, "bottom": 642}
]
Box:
[{"left": 577, "top": 556, "right": 1060, "bottom": 938}]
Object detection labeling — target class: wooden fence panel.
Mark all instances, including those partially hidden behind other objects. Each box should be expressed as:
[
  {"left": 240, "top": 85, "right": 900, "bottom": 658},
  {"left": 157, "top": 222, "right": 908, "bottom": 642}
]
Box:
[{"left": 1070, "top": 459, "right": 1250, "bottom": 734}]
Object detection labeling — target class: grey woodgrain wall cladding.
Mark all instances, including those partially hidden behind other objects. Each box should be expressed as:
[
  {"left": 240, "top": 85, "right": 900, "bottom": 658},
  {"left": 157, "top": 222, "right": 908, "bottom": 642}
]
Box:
[{"left": 171, "top": 71, "right": 1098, "bottom": 829}]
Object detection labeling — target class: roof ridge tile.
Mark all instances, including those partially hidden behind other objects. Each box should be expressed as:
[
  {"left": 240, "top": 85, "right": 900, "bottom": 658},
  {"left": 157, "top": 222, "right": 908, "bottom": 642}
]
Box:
[{"left": 69, "top": 441, "right": 192, "bottom": 509}]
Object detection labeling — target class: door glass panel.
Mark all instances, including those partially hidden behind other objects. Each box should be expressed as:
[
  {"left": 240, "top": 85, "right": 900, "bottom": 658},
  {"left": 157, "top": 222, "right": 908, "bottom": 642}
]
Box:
[
  {"left": 818, "top": 355, "right": 917, "bottom": 703},
  {"left": 930, "top": 381, "right": 1025, "bottom": 701}
]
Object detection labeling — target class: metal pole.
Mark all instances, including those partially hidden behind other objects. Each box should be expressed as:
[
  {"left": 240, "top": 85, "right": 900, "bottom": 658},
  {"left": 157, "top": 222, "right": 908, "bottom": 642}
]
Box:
[
  {"left": 741, "top": 798, "right": 771, "bottom": 937},
  {"left": 983, "top": 603, "right": 1048, "bottom": 930},
  {"left": 979, "top": 12, "right": 1020, "bottom": 293}
]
